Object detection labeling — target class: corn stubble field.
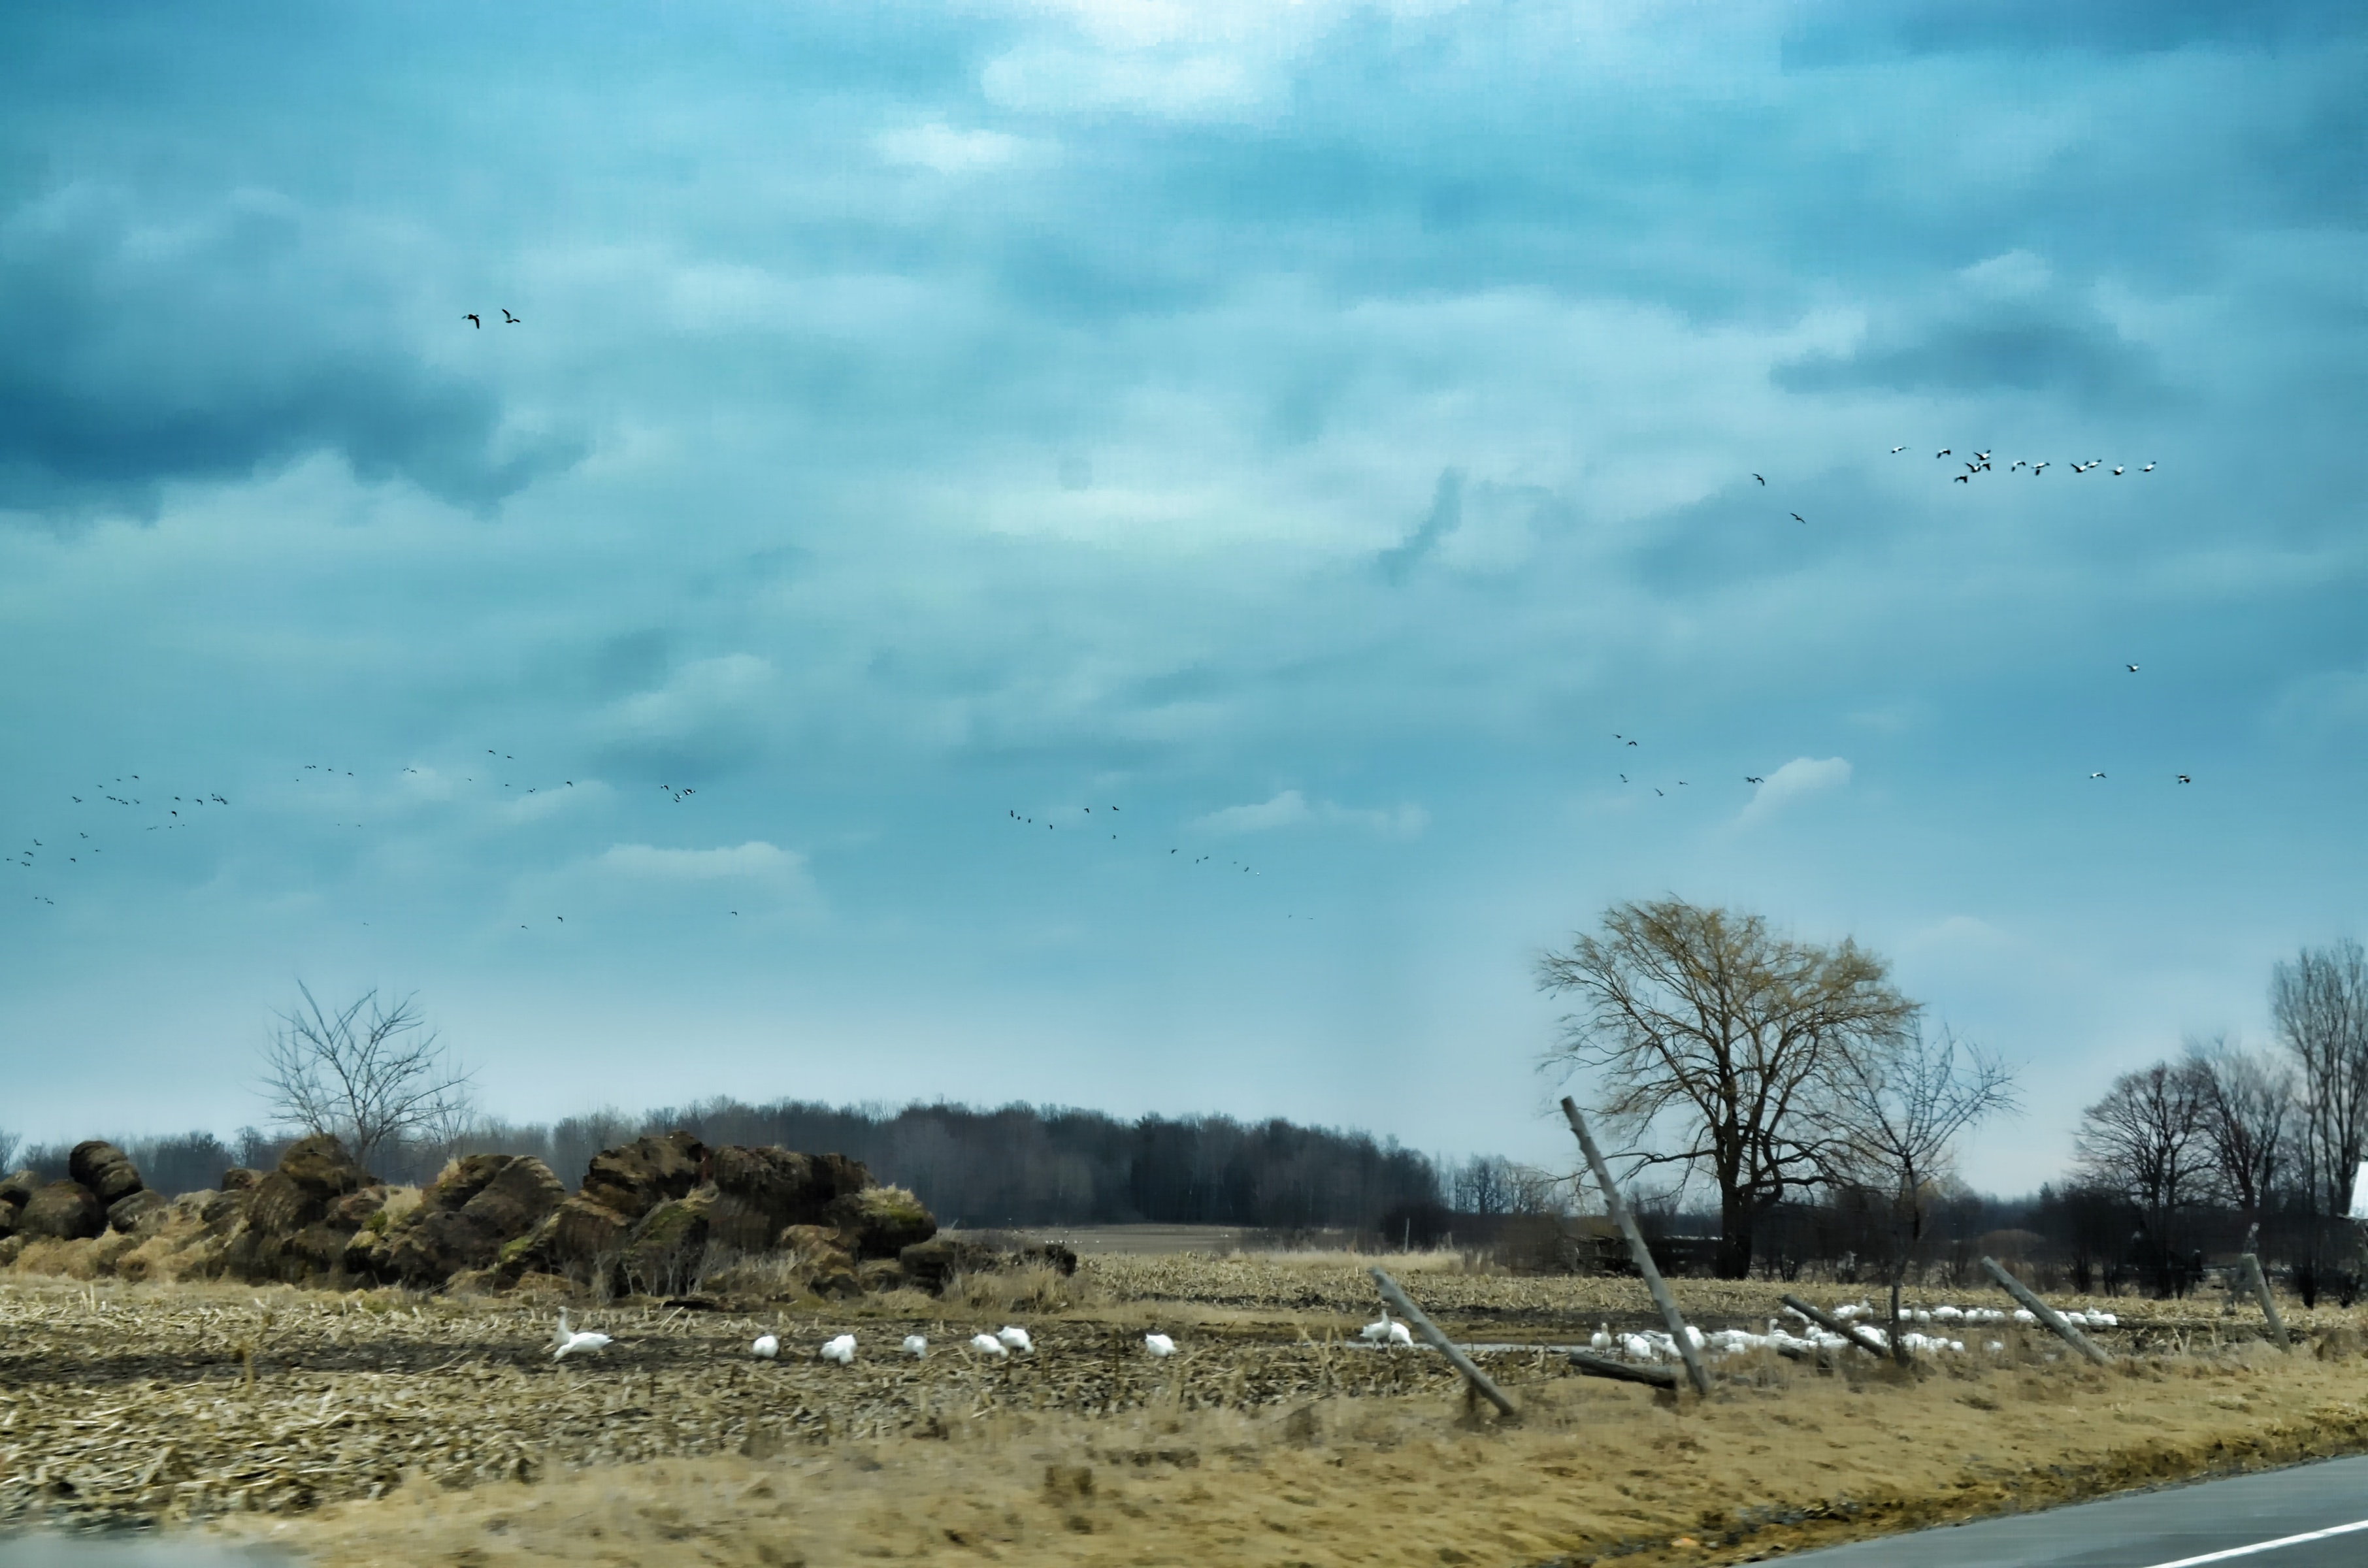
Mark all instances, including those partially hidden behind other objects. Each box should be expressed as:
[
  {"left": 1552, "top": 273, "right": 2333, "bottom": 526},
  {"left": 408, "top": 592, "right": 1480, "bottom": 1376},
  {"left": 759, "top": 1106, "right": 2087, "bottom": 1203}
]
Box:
[{"left": 7, "top": 1250, "right": 2368, "bottom": 1567}]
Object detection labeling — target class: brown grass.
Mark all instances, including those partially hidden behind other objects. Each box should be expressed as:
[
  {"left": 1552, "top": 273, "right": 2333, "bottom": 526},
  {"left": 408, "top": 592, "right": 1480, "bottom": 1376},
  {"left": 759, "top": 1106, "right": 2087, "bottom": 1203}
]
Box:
[
  {"left": 7, "top": 1252, "right": 2362, "bottom": 1566},
  {"left": 225, "top": 1339, "right": 2368, "bottom": 1568}
]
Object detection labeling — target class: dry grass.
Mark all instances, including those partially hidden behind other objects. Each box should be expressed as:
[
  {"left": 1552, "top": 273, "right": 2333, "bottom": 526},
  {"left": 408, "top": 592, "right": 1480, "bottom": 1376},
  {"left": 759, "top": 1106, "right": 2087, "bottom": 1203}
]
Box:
[
  {"left": 223, "top": 1337, "right": 2368, "bottom": 1568},
  {"left": 7, "top": 1253, "right": 2362, "bottom": 1565}
]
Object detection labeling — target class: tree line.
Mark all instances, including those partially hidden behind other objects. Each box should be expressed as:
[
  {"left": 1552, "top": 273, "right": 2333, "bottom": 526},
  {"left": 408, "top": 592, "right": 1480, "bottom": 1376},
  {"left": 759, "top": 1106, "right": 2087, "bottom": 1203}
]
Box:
[
  {"left": 6, "top": 1098, "right": 1456, "bottom": 1234},
  {"left": 2065, "top": 938, "right": 2368, "bottom": 1298}
]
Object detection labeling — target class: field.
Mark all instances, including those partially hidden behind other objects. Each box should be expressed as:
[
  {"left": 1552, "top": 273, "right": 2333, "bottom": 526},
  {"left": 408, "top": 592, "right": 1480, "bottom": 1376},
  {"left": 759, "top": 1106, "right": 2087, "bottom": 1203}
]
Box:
[{"left": 7, "top": 1247, "right": 2368, "bottom": 1566}]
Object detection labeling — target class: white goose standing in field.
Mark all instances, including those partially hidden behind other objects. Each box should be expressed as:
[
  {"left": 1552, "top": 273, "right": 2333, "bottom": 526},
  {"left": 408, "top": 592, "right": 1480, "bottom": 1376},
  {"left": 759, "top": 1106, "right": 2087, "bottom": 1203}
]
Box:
[
  {"left": 996, "top": 1325, "right": 1032, "bottom": 1352},
  {"left": 751, "top": 1332, "right": 780, "bottom": 1360},
  {"left": 902, "top": 1335, "right": 929, "bottom": 1357},
  {"left": 1144, "top": 1333, "right": 1177, "bottom": 1357},
  {"left": 819, "top": 1333, "right": 857, "bottom": 1365},
  {"left": 551, "top": 1310, "right": 612, "bottom": 1362},
  {"left": 970, "top": 1332, "right": 1009, "bottom": 1358}
]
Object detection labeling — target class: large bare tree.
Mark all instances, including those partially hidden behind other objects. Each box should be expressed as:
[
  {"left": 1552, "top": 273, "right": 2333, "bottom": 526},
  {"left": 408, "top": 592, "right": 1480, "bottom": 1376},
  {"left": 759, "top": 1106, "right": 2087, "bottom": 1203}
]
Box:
[
  {"left": 1817, "top": 1026, "right": 2018, "bottom": 1361},
  {"left": 2074, "top": 1062, "right": 2214, "bottom": 1295},
  {"left": 2183, "top": 1034, "right": 2293, "bottom": 1226},
  {"left": 1538, "top": 898, "right": 1920, "bottom": 1278},
  {"left": 2273, "top": 939, "right": 2368, "bottom": 1220},
  {"left": 257, "top": 983, "right": 476, "bottom": 1172}
]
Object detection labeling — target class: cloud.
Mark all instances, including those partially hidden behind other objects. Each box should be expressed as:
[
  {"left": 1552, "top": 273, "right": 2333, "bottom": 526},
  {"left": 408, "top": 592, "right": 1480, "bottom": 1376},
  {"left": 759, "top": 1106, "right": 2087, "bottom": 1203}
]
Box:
[
  {"left": 1191, "top": 789, "right": 1428, "bottom": 838},
  {"left": 1774, "top": 255, "right": 2161, "bottom": 402},
  {"left": 597, "top": 655, "right": 778, "bottom": 772},
  {"left": 597, "top": 841, "right": 805, "bottom": 881},
  {"left": 0, "top": 186, "right": 577, "bottom": 521},
  {"left": 874, "top": 123, "right": 1029, "bottom": 174},
  {"left": 1737, "top": 757, "right": 1852, "bottom": 825},
  {"left": 1375, "top": 468, "right": 1464, "bottom": 583}
]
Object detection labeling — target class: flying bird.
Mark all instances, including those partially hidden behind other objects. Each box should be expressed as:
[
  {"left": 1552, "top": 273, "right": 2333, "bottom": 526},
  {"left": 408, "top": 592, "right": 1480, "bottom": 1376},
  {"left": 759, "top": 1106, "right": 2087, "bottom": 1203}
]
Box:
[
  {"left": 2176, "top": 774, "right": 2192, "bottom": 783},
  {"left": 1935, "top": 449, "right": 1950, "bottom": 458},
  {"left": 1745, "top": 776, "right": 1764, "bottom": 784},
  {"left": 502, "top": 308, "right": 520, "bottom": 323},
  {"left": 1752, "top": 474, "right": 1765, "bottom": 485},
  {"left": 2089, "top": 772, "right": 2107, "bottom": 780},
  {"left": 2126, "top": 664, "right": 2139, "bottom": 672},
  {"left": 464, "top": 313, "right": 481, "bottom": 328},
  {"left": 1954, "top": 474, "right": 1969, "bottom": 483},
  {"left": 1790, "top": 512, "right": 1805, "bottom": 523},
  {"left": 2112, "top": 466, "right": 2124, "bottom": 476},
  {"left": 1890, "top": 446, "right": 1905, "bottom": 454},
  {"left": 2142, "top": 462, "right": 2156, "bottom": 472}
]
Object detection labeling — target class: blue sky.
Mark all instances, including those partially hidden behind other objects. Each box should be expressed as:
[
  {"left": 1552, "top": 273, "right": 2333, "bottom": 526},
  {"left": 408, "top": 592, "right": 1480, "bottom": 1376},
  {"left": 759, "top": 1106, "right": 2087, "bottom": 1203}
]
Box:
[{"left": 2, "top": 0, "right": 2361, "bottom": 1192}]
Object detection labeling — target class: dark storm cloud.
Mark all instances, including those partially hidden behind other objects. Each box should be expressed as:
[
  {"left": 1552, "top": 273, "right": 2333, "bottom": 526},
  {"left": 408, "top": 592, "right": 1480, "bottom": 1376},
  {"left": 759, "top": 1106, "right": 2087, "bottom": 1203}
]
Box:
[
  {"left": 0, "top": 188, "right": 576, "bottom": 521},
  {"left": 1775, "top": 295, "right": 2162, "bottom": 401}
]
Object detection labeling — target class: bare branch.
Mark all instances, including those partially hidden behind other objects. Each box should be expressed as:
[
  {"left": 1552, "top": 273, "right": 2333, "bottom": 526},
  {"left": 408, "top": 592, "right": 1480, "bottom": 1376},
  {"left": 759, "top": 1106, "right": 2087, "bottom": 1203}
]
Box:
[
  {"left": 256, "top": 982, "right": 476, "bottom": 1171},
  {"left": 1538, "top": 897, "right": 1920, "bottom": 1277}
]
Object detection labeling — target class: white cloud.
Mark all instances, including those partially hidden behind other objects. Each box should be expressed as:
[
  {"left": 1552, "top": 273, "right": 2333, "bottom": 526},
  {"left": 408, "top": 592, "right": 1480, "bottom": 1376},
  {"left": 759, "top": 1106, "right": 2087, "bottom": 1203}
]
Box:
[
  {"left": 602, "top": 654, "right": 775, "bottom": 744},
  {"left": 1193, "top": 789, "right": 1313, "bottom": 834},
  {"left": 1190, "top": 789, "right": 1428, "bottom": 838},
  {"left": 597, "top": 841, "right": 804, "bottom": 881},
  {"left": 874, "top": 123, "right": 1028, "bottom": 174},
  {"left": 1736, "top": 757, "right": 1851, "bottom": 826}
]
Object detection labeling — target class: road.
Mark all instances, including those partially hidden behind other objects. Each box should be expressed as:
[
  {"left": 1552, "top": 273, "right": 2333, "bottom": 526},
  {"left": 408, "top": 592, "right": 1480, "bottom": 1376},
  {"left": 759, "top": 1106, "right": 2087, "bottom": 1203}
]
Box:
[{"left": 1783, "top": 1454, "right": 2368, "bottom": 1566}]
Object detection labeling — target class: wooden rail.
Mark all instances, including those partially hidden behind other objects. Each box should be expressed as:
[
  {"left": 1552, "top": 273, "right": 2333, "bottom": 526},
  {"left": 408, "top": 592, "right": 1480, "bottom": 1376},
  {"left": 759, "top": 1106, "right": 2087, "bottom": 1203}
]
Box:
[{"left": 1560, "top": 1098, "right": 1712, "bottom": 1396}]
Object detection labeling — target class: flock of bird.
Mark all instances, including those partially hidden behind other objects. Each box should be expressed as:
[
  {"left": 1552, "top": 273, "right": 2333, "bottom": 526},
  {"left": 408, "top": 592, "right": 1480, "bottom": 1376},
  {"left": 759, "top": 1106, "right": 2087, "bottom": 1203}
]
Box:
[
  {"left": 552, "top": 1315, "right": 1179, "bottom": 1365},
  {"left": 1583, "top": 1298, "right": 2121, "bottom": 1364},
  {"left": 1619, "top": 444, "right": 2188, "bottom": 800},
  {"left": 14, "top": 747, "right": 716, "bottom": 923}
]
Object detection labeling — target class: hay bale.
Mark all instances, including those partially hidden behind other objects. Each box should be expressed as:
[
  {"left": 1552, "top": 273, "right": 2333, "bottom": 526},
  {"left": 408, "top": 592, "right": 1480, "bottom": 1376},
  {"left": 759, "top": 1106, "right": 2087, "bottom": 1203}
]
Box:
[
  {"left": 106, "top": 1188, "right": 169, "bottom": 1235},
  {"left": 18, "top": 1181, "right": 105, "bottom": 1241},
  {"left": 69, "top": 1140, "right": 145, "bottom": 1205},
  {"left": 826, "top": 1184, "right": 938, "bottom": 1259},
  {"left": 579, "top": 1131, "right": 706, "bottom": 1222}
]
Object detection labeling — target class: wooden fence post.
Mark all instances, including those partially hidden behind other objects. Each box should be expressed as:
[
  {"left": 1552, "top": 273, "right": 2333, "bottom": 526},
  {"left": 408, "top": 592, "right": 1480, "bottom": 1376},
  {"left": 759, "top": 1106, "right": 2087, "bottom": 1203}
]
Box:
[
  {"left": 2240, "top": 1254, "right": 2290, "bottom": 1351},
  {"left": 1979, "top": 1256, "right": 2113, "bottom": 1367},
  {"left": 1779, "top": 1293, "right": 1890, "bottom": 1360},
  {"left": 1566, "top": 1350, "right": 1679, "bottom": 1389},
  {"left": 1560, "top": 1098, "right": 1712, "bottom": 1396},
  {"left": 1369, "top": 1267, "right": 1519, "bottom": 1420}
]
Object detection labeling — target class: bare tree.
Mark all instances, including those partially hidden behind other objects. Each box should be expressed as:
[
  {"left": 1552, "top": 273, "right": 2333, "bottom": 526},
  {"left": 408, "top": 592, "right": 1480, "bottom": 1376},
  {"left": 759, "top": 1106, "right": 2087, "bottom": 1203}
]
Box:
[
  {"left": 1538, "top": 898, "right": 1920, "bottom": 1278},
  {"left": 2074, "top": 1062, "right": 2214, "bottom": 1296},
  {"left": 2274, "top": 939, "right": 2368, "bottom": 1220},
  {"left": 1817, "top": 1026, "right": 2019, "bottom": 1361},
  {"left": 257, "top": 983, "right": 476, "bottom": 1173},
  {"left": 0, "top": 1126, "right": 18, "bottom": 1175},
  {"left": 2183, "top": 1034, "right": 2293, "bottom": 1226}
]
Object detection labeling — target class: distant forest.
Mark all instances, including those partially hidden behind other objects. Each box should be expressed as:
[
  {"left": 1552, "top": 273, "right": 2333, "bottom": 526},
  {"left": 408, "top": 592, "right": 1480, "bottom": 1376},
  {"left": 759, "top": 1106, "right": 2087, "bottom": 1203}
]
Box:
[{"left": 15, "top": 1099, "right": 1454, "bottom": 1233}]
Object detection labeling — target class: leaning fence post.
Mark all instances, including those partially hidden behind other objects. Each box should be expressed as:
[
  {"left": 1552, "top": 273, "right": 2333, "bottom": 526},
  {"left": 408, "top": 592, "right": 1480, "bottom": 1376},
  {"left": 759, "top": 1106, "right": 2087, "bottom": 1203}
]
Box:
[
  {"left": 1560, "top": 1098, "right": 1712, "bottom": 1396},
  {"left": 1779, "top": 1293, "right": 1890, "bottom": 1360},
  {"left": 1368, "top": 1267, "right": 1518, "bottom": 1420},
  {"left": 2239, "top": 1254, "right": 2290, "bottom": 1351},
  {"left": 1979, "top": 1256, "right": 2113, "bottom": 1367}
]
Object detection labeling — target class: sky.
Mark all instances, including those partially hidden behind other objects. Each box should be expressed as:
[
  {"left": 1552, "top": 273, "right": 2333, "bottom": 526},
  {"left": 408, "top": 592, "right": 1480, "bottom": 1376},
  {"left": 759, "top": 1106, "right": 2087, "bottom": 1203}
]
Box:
[{"left": 1, "top": 0, "right": 2362, "bottom": 1194}]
